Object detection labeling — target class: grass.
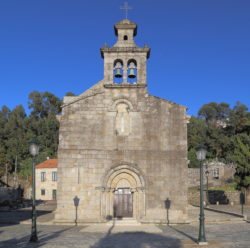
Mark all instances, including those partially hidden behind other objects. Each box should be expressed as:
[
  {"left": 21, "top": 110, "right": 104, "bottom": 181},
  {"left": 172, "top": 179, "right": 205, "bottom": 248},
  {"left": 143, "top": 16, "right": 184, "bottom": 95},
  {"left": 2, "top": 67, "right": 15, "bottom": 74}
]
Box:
[
  {"left": 188, "top": 183, "right": 238, "bottom": 192},
  {"left": 209, "top": 183, "right": 238, "bottom": 192}
]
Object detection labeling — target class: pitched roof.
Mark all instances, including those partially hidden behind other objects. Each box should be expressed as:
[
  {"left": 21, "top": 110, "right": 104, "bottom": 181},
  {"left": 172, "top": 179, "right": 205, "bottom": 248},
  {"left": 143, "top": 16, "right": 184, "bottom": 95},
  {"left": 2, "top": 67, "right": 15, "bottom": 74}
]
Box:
[{"left": 36, "top": 159, "right": 58, "bottom": 169}]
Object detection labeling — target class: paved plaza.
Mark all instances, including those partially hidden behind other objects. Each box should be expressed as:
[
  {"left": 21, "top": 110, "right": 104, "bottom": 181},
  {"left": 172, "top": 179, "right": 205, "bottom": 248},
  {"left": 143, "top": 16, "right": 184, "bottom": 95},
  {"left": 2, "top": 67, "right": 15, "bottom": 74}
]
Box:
[
  {"left": 0, "top": 202, "right": 249, "bottom": 248},
  {"left": 0, "top": 201, "right": 248, "bottom": 225},
  {"left": 0, "top": 222, "right": 250, "bottom": 248}
]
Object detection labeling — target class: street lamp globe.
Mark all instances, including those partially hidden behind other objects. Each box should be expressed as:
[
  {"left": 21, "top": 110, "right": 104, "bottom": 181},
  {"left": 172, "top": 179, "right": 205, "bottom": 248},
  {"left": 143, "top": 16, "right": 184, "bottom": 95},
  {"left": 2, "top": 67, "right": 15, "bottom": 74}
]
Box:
[
  {"left": 29, "top": 142, "right": 39, "bottom": 157},
  {"left": 196, "top": 148, "right": 207, "bottom": 161}
]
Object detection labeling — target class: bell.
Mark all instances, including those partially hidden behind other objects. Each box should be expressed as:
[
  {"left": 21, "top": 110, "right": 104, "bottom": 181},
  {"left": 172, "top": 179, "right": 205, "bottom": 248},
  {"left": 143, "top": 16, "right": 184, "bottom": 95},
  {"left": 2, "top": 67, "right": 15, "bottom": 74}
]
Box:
[
  {"left": 114, "top": 68, "right": 122, "bottom": 78},
  {"left": 128, "top": 68, "right": 136, "bottom": 78}
]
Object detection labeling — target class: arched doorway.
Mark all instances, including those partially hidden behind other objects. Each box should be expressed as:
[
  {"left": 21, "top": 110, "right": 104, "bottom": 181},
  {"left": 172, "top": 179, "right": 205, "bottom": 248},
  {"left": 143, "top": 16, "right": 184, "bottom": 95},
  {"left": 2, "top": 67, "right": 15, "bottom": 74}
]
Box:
[
  {"left": 101, "top": 165, "right": 145, "bottom": 221},
  {"left": 114, "top": 188, "right": 133, "bottom": 218}
]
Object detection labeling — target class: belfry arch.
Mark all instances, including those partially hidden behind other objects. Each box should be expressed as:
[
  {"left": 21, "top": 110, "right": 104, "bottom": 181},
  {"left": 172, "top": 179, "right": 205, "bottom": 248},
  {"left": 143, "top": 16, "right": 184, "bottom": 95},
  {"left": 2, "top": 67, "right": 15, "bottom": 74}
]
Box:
[{"left": 101, "top": 165, "right": 146, "bottom": 221}]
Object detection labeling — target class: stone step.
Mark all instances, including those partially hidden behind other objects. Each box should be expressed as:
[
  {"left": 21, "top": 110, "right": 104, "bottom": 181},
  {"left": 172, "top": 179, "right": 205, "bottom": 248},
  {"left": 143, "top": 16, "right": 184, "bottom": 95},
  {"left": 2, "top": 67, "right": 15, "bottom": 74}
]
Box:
[
  {"left": 80, "top": 224, "right": 162, "bottom": 233},
  {"left": 106, "top": 218, "right": 141, "bottom": 226}
]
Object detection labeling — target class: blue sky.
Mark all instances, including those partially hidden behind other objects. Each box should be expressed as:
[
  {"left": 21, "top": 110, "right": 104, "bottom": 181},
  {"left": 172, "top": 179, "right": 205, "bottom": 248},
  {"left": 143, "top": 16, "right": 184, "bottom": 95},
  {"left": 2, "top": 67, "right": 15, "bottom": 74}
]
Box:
[{"left": 0, "top": 0, "right": 249, "bottom": 116}]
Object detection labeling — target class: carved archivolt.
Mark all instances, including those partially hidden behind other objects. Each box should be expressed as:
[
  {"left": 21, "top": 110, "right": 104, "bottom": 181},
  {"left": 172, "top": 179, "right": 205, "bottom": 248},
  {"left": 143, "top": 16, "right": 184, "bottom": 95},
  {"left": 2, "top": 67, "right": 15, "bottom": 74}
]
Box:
[
  {"left": 100, "top": 163, "right": 146, "bottom": 220},
  {"left": 102, "top": 164, "right": 146, "bottom": 190}
]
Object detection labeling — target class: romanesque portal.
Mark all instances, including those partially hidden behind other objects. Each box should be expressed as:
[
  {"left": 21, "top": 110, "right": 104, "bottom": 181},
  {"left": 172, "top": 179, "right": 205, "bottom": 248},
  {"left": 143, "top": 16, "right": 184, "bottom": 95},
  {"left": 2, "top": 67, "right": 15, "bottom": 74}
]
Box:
[{"left": 102, "top": 165, "right": 145, "bottom": 220}]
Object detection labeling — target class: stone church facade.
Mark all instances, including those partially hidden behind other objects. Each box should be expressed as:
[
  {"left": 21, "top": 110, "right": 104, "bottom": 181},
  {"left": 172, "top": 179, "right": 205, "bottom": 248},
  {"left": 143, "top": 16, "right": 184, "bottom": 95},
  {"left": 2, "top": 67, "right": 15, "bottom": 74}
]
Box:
[{"left": 55, "top": 19, "right": 189, "bottom": 224}]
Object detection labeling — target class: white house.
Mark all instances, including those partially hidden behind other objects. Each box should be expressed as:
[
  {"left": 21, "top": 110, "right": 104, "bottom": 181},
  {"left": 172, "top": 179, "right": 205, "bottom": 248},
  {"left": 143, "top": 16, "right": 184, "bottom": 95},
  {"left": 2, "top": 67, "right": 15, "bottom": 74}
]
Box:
[{"left": 36, "top": 159, "right": 57, "bottom": 201}]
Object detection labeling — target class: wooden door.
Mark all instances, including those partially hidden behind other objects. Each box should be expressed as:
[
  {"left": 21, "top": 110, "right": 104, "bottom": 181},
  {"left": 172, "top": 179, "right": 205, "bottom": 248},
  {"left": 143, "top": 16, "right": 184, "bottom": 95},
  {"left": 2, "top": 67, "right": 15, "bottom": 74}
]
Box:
[{"left": 114, "top": 188, "right": 133, "bottom": 218}]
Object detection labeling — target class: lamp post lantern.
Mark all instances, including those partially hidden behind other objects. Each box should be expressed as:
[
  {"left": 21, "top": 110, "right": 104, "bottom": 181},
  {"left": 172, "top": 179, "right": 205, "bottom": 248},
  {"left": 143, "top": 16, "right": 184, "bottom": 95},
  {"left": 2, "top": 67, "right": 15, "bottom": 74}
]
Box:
[
  {"left": 29, "top": 140, "right": 39, "bottom": 243},
  {"left": 196, "top": 147, "right": 208, "bottom": 245}
]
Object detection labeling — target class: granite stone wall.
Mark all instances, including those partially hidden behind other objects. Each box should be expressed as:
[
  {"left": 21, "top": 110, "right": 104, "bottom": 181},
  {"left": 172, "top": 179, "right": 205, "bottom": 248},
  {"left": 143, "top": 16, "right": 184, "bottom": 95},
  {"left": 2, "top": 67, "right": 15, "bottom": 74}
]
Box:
[
  {"left": 55, "top": 83, "right": 189, "bottom": 224},
  {"left": 55, "top": 19, "right": 189, "bottom": 224},
  {"left": 188, "top": 190, "right": 244, "bottom": 205}
]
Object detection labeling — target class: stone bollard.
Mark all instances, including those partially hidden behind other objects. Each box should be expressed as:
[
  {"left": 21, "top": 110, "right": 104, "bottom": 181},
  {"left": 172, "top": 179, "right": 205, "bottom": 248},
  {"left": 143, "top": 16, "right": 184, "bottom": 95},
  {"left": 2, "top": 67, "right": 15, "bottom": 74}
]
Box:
[
  {"left": 230, "top": 201, "right": 234, "bottom": 206},
  {"left": 216, "top": 201, "right": 219, "bottom": 205}
]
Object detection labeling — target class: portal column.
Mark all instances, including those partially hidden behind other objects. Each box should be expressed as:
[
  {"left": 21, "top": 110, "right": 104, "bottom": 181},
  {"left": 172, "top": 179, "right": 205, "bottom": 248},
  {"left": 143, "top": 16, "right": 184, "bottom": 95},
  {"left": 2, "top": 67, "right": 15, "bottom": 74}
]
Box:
[{"left": 137, "top": 187, "right": 146, "bottom": 220}]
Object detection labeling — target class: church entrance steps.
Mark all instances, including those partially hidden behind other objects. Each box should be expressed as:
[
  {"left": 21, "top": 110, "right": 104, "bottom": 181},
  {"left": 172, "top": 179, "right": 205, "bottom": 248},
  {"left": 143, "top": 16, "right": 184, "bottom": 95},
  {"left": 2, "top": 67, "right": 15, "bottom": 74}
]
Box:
[
  {"left": 106, "top": 218, "right": 141, "bottom": 226},
  {"left": 80, "top": 224, "right": 163, "bottom": 233}
]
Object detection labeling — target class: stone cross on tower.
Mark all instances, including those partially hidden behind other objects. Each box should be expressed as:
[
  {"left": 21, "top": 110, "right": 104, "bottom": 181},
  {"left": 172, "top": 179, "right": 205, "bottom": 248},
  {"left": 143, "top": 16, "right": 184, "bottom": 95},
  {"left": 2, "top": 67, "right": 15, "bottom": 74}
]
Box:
[{"left": 120, "top": 2, "right": 132, "bottom": 19}]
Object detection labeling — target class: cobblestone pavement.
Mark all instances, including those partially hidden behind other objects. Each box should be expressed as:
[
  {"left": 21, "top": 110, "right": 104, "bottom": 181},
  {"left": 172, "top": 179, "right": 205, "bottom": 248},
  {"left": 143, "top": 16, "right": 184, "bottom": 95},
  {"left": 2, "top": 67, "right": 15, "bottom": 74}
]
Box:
[
  {"left": 0, "top": 201, "right": 56, "bottom": 224},
  {"left": 188, "top": 205, "right": 246, "bottom": 224},
  {"left": 0, "top": 222, "right": 249, "bottom": 248},
  {"left": 0, "top": 202, "right": 248, "bottom": 225},
  {"left": 205, "top": 204, "right": 250, "bottom": 218},
  {"left": 0, "top": 203, "right": 249, "bottom": 247}
]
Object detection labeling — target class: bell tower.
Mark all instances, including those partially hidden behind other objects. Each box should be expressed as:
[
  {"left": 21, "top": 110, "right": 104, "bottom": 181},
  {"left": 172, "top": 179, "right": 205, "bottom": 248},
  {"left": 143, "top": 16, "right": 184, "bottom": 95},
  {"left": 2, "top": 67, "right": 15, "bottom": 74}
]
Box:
[{"left": 101, "top": 19, "right": 150, "bottom": 87}]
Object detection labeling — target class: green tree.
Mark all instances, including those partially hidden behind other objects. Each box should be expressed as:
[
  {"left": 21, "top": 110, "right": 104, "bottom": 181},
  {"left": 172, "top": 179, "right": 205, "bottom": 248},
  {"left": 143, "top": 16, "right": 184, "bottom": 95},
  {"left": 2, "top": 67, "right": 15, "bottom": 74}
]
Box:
[
  {"left": 198, "top": 102, "right": 218, "bottom": 123},
  {"left": 4, "top": 105, "right": 28, "bottom": 172},
  {"left": 198, "top": 102, "right": 230, "bottom": 126},
  {"left": 205, "top": 126, "right": 231, "bottom": 160},
  {"left": 28, "top": 91, "right": 61, "bottom": 118},
  {"left": 27, "top": 91, "right": 61, "bottom": 163},
  {"left": 187, "top": 117, "right": 207, "bottom": 167},
  {"left": 229, "top": 102, "right": 250, "bottom": 134},
  {"left": 0, "top": 106, "right": 10, "bottom": 176},
  {"left": 188, "top": 148, "right": 200, "bottom": 168},
  {"left": 230, "top": 134, "right": 250, "bottom": 190},
  {"left": 65, "top": 92, "right": 76, "bottom": 96},
  {"left": 0, "top": 91, "right": 63, "bottom": 179}
]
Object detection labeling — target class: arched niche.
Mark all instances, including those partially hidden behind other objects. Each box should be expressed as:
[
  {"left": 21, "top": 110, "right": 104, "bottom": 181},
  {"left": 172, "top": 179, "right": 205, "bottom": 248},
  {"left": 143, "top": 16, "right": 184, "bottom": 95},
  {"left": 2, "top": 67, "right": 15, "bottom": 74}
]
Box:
[
  {"left": 115, "top": 103, "right": 130, "bottom": 136},
  {"left": 108, "top": 98, "right": 135, "bottom": 112}
]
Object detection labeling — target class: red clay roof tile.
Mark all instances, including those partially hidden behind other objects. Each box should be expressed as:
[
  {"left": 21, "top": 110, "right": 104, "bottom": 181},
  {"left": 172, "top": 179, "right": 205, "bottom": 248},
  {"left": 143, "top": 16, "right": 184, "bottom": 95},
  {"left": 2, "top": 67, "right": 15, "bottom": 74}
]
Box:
[{"left": 36, "top": 159, "right": 58, "bottom": 169}]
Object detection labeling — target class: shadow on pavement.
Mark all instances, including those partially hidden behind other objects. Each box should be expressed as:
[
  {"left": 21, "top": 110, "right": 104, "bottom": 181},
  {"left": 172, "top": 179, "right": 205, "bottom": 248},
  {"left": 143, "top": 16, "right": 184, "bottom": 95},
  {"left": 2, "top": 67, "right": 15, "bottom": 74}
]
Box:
[
  {"left": 90, "top": 219, "right": 182, "bottom": 248},
  {"left": 0, "top": 201, "right": 56, "bottom": 226},
  {"left": 0, "top": 226, "right": 75, "bottom": 248},
  {"left": 0, "top": 209, "right": 52, "bottom": 225},
  {"left": 91, "top": 231, "right": 182, "bottom": 248},
  {"left": 168, "top": 225, "right": 197, "bottom": 243}
]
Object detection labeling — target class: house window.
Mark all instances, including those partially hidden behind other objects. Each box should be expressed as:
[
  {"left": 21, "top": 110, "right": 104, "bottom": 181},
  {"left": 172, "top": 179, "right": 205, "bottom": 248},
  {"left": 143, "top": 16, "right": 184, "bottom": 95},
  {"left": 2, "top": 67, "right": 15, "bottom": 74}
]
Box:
[
  {"left": 52, "top": 171, "right": 57, "bottom": 182},
  {"left": 41, "top": 172, "right": 46, "bottom": 182},
  {"left": 212, "top": 168, "right": 219, "bottom": 179},
  {"left": 41, "top": 189, "right": 45, "bottom": 195}
]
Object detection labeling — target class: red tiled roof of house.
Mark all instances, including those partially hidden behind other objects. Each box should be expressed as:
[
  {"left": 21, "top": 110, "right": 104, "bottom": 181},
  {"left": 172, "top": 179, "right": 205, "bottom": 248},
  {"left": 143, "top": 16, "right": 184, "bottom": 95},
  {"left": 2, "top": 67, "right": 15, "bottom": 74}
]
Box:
[{"left": 36, "top": 159, "right": 58, "bottom": 169}]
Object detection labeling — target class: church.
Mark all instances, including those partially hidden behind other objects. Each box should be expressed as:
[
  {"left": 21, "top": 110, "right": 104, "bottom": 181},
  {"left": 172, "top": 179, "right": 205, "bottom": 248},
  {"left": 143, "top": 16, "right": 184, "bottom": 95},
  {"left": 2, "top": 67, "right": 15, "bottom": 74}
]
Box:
[{"left": 55, "top": 19, "right": 189, "bottom": 224}]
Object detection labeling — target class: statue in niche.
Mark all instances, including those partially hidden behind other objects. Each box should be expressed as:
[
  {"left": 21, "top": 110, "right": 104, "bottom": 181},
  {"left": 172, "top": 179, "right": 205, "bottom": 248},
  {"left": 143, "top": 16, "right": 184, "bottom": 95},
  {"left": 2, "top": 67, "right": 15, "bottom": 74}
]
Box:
[{"left": 115, "top": 103, "right": 130, "bottom": 136}]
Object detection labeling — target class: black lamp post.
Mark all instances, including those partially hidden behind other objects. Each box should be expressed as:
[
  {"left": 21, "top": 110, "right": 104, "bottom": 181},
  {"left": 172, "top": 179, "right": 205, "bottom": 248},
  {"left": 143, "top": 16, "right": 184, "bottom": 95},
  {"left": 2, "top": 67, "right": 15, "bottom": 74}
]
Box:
[
  {"left": 205, "top": 166, "right": 209, "bottom": 206},
  {"left": 196, "top": 147, "right": 207, "bottom": 245},
  {"left": 73, "top": 196, "right": 80, "bottom": 226},
  {"left": 29, "top": 140, "right": 39, "bottom": 243}
]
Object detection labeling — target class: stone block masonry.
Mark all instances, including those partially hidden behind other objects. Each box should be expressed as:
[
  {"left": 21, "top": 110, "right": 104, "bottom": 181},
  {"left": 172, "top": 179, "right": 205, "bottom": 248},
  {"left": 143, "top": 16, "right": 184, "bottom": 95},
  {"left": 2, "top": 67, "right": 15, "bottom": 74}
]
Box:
[{"left": 55, "top": 19, "right": 189, "bottom": 224}]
